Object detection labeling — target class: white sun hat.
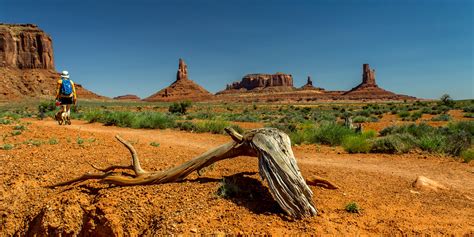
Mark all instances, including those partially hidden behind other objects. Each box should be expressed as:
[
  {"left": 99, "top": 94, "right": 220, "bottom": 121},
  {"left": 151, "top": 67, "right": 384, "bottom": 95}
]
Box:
[{"left": 61, "top": 70, "right": 69, "bottom": 79}]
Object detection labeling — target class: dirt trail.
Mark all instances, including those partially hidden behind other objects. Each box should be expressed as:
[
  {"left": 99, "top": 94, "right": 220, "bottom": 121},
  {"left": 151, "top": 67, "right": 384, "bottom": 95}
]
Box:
[{"left": 1, "top": 119, "right": 473, "bottom": 235}]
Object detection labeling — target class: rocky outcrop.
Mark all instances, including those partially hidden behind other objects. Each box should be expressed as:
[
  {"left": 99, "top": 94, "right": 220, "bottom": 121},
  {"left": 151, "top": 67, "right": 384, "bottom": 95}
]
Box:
[
  {"left": 0, "top": 23, "right": 106, "bottom": 101},
  {"left": 0, "top": 24, "right": 54, "bottom": 70},
  {"left": 143, "top": 59, "right": 213, "bottom": 102},
  {"left": 113, "top": 94, "right": 141, "bottom": 101},
  {"left": 223, "top": 73, "right": 294, "bottom": 92},
  {"left": 300, "top": 76, "right": 324, "bottom": 91},
  {"left": 343, "top": 64, "right": 414, "bottom": 100}
]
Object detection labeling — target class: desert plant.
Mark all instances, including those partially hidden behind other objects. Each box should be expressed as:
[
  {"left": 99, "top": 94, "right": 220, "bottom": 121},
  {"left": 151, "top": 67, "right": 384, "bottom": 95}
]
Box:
[
  {"left": 371, "top": 134, "right": 415, "bottom": 154},
  {"left": 216, "top": 177, "right": 241, "bottom": 198},
  {"left": 150, "top": 142, "right": 160, "bottom": 147},
  {"left": 342, "top": 135, "right": 372, "bottom": 153},
  {"left": 24, "top": 139, "right": 42, "bottom": 147},
  {"left": 13, "top": 125, "right": 26, "bottom": 131},
  {"left": 49, "top": 138, "right": 59, "bottom": 145},
  {"left": 397, "top": 111, "right": 410, "bottom": 118},
  {"left": 345, "top": 202, "right": 361, "bottom": 213},
  {"left": 11, "top": 130, "right": 22, "bottom": 136},
  {"left": 0, "top": 144, "right": 14, "bottom": 150},
  {"left": 168, "top": 101, "right": 192, "bottom": 114},
  {"left": 311, "top": 122, "right": 355, "bottom": 146},
  {"left": 439, "top": 94, "right": 455, "bottom": 107},
  {"left": 431, "top": 114, "right": 451, "bottom": 121},
  {"left": 460, "top": 149, "right": 474, "bottom": 163}
]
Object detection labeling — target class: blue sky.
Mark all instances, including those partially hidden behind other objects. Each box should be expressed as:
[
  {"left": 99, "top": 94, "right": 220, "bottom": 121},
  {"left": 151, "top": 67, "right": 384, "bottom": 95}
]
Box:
[{"left": 1, "top": 0, "right": 473, "bottom": 99}]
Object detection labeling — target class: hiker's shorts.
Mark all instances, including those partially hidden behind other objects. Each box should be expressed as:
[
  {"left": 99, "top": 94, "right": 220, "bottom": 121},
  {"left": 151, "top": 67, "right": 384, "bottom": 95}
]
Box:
[{"left": 59, "top": 97, "right": 73, "bottom": 105}]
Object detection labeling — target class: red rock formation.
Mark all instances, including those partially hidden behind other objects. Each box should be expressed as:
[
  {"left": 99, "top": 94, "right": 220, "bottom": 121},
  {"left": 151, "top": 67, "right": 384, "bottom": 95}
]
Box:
[
  {"left": 0, "top": 24, "right": 54, "bottom": 70},
  {"left": 221, "top": 73, "right": 294, "bottom": 94},
  {"left": 300, "top": 76, "right": 324, "bottom": 91},
  {"left": 0, "top": 23, "right": 106, "bottom": 101},
  {"left": 113, "top": 94, "right": 141, "bottom": 101},
  {"left": 143, "top": 59, "right": 213, "bottom": 102},
  {"left": 343, "top": 64, "right": 414, "bottom": 100}
]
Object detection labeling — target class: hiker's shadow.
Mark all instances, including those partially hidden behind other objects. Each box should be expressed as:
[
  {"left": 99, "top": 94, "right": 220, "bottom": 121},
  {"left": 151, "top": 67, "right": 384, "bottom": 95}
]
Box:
[{"left": 188, "top": 172, "right": 285, "bottom": 218}]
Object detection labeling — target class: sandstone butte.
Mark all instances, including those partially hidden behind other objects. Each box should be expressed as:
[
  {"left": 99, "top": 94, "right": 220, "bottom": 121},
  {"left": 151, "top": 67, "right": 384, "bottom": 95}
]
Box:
[
  {"left": 215, "top": 64, "right": 415, "bottom": 102},
  {"left": 0, "top": 23, "right": 106, "bottom": 101},
  {"left": 142, "top": 58, "right": 213, "bottom": 102},
  {"left": 113, "top": 94, "right": 141, "bottom": 101}
]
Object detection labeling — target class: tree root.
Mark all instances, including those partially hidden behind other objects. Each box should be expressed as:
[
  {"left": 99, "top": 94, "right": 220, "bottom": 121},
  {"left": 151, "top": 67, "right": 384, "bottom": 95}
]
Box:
[{"left": 49, "top": 127, "right": 338, "bottom": 219}]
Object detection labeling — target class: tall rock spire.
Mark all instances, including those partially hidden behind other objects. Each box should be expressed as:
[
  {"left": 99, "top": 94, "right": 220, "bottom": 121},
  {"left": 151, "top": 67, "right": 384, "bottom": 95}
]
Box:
[
  {"left": 176, "top": 58, "right": 188, "bottom": 81},
  {"left": 362, "top": 64, "right": 376, "bottom": 86}
]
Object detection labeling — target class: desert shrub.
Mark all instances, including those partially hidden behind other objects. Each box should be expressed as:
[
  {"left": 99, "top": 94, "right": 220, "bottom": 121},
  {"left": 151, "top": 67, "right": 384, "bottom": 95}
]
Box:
[
  {"left": 342, "top": 135, "right": 372, "bottom": 153},
  {"left": 371, "top": 134, "right": 415, "bottom": 154},
  {"left": 352, "top": 116, "right": 369, "bottom": 123},
  {"left": 289, "top": 125, "right": 318, "bottom": 145},
  {"left": 217, "top": 177, "right": 240, "bottom": 198},
  {"left": 345, "top": 202, "right": 361, "bottom": 213},
  {"left": 150, "top": 142, "right": 160, "bottom": 147},
  {"left": 460, "top": 149, "right": 474, "bottom": 163},
  {"left": 49, "top": 138, "right": 59, "bottom": 145},
  {"left": 447, "top": 121, "right": 474, "bottom": 136},
  {"left": 462, "top": 106, "right": 474, "bottom": 113},
  {"left": 313, "top": 112, "right": 337, "bottom": 122},
  {"left": 464, "top": 113, "right": 474, "bottom": 118},
  {"left": 131, "top": 112, "right": 176, "bottom": 129},
  {"left": 11, "top": 130, "right": 22, "bottom": 136},
  {"left": 439, "top": 94, "right": 455, "bottom": 107},
  {"left": 420, "top": 107, "right": 432, "bottom": 114},
  {"left": 0, "top": 118, "right": 12, "bottom": 124},
  {"left": 410, "top": 112, "right": 422, "bottom": 121},
  {"left": 176, "top": 121, "right": 197, "bottom": 132},
  {"left": 0, "top": 144, "right": 14, "bottom": 150},
  {"left": 397, "top": 111, "right": 410, "bottom": 118},
  {"left": 168, "top": 101, "right": 192, "bottom": 114},
  {"left": 417, "top": 135, "right": 445, "bottom": 153},
  {"left": 431, "top": 114, "right": 451, "bottom": 121},
  {"left": 310, "top": 122, "right": 355, "bottom": 146},
  {"left": 195, "top": 120, "right": 243, "bottom": 134}
]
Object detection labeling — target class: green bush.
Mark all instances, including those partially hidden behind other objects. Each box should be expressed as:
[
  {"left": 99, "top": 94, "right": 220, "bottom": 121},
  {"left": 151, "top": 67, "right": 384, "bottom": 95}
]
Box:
[
  {"left": 168, "top": 101, "right": 192, "bottom": 114},
  {"left": 195, "top": 120, "right": 243, "bottom": 134},
  {"left": 342, "top": 135, "right": 372, "bottom": 153},
  {"left": 150, "top": 142, "right": 160, "bottom": 147},
  {"left": 417, "top": 135, "right": 445, "bottom": 153},
  {"left": 464, "top": 113, "right": 474, "bottom": 118},
  {"left": 176, "top": 121, "right": 197, "bottom": 132},
  {"left": 439, "top": 94, "right": 455, "bottom": 107},
  {"left": 431, "top": 114, "right": 451, "bottom": 121},
  {"left": 311, "top": 122, "right": 355, "bottom": 146},
  {"left": 460, "top": 149, "right": 474, "bottom": 163},
  {"left": 0, "top": 144, "right": 14, "bottom": 150},
  {"left": 345, "top": 202, "right": 361, "bottom": 214},
  {"left": 397, "top": 111, "right": 410, "bottom": 118},
  {"left": 371, "top": 134, "right": 415, "bottom": 154},
  {"left": 131, "top": 112, "right": 176, "bottom": 129}
]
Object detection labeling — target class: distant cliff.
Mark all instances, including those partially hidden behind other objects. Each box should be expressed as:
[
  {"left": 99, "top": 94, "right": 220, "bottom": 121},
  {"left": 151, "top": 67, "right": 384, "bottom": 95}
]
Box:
[
  {"left": 0, "top": 24, "right": 54, "bottom": 70},
  {"left": 0, "top": 23, "right": 106, "bottom": 100},
  {"left": 220, "top": 73, "right": 294, "bottom": 94}
]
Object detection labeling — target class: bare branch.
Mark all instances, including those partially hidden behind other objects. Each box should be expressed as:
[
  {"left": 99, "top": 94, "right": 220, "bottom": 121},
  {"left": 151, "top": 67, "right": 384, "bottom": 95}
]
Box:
[{"left": 115, "top": 135, "right": 147, "bottom": 176}]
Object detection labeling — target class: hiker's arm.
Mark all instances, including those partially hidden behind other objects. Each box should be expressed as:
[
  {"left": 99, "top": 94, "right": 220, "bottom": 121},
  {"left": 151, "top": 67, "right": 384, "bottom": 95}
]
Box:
[
  {"left": 55, "top": 80, "right": 62, "bottom": 99},
  {"left": 71, "top": 81, "right": 77, "bottom": 104}
]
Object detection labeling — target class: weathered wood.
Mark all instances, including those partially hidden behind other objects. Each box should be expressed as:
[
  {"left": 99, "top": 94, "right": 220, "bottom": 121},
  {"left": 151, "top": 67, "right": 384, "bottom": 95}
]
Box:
[{"left": 50, "top": 128, "right": 319, "bottom": 218}]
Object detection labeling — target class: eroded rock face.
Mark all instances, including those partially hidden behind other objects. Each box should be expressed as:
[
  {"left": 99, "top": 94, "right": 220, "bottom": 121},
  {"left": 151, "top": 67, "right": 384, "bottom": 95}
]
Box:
[
  {"left": 0, "top": 24, "right": 54, "bottom": 70},
  {"left": 143, "top": 59, "right": 213, "bottom": 102},
  {"left": 225, "top": 73, "right": 294, "bottom": 91},
  {"left": 0, "top": 23, "right": 107, "bottom": 101}
]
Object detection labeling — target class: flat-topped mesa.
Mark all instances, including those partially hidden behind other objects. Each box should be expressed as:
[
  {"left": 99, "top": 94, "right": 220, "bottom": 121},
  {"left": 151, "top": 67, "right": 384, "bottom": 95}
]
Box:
[
  {"left": 0, "top": 23, "right": 54, "bottom": 70},
  {"left": 225, "top": 72, "right": 294, "bottom": 91},
  {"left": 113, "top": 94, "right": 141, "bottom": 101},
  {"left": 176, "top": 58, "right": 188, "bottom": 81}
]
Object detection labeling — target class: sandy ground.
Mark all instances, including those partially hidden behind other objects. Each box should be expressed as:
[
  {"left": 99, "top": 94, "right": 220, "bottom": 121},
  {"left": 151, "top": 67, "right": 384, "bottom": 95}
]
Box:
[{"left": 0, "top": 118, "right": 473, "bottom": 235}]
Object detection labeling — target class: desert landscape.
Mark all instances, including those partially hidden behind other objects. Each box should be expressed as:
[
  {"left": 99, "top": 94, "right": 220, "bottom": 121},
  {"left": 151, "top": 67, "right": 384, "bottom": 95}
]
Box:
[{"left": 0, "top": 6, "right": 473, "bottom": 235}]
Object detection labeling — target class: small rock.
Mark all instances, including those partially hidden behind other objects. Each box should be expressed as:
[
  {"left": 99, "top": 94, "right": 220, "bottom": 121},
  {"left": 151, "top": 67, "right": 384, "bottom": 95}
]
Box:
[
  {"left": 190, "top": 228, "right": 197, "bottom": 233},
  {"left": 412, "top": 176, "right": 447, "bottom": 191}
]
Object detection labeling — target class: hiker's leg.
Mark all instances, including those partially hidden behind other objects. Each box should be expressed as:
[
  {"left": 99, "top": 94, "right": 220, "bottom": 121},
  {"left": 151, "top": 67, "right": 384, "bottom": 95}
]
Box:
[{"left": 66, "top": 104, "right": 71, "bottom": 118}]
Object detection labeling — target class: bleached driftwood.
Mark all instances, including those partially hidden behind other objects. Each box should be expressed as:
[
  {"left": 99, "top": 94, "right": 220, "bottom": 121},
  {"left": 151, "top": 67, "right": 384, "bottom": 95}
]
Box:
[{"left": 51, "top": 127, "right": 320, "bottom": 218}]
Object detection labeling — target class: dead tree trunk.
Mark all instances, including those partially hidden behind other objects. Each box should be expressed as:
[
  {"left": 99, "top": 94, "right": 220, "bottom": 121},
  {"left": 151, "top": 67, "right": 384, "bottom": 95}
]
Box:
[{"left": 50, "top": 128, "right": 319, "bottom": 219}]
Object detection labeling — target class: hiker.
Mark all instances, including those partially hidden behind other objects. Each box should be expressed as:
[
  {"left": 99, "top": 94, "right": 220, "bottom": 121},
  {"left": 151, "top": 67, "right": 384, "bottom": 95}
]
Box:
[{"left": 55, "top": 70, "right": 77, "bottom": 125}]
